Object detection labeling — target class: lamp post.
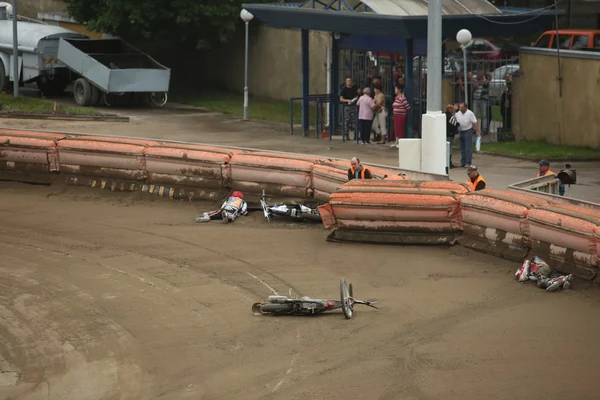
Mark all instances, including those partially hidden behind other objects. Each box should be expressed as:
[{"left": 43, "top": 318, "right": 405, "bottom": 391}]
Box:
[
  {"left": 456, "top": 29, "right": 472, "bottom": 102},
  {"left": 240, "top": 9, "right": 254, "bottom": 121}
]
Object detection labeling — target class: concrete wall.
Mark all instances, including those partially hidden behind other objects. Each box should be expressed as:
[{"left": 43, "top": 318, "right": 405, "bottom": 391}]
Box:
[
  {"left": 221, "top": 26, "right": 330, "bottom": 100},
  {"left": 18, "top": 0, "right": 66, "bottom": 18},
  {"left": 512, "top": 48, "right": 600, "bottom": 149}
]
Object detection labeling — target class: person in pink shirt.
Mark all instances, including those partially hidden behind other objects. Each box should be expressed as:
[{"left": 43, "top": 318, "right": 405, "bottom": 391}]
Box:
[{"left": 356, "top": 87, "right": 375, "bottom": 144}]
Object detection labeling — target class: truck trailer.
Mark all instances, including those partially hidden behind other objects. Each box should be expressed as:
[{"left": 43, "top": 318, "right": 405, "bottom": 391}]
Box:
[{"left": 0, "top": 6, "right": 171, "bottom": 107}]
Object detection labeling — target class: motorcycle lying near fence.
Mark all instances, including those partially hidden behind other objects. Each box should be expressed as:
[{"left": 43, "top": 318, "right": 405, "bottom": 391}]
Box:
[
  {"left": 260, "top": 190, "right": 321, "bottom": 223},
  {"left": 252, "top": 279, "right": 377, "bottom": 319}
]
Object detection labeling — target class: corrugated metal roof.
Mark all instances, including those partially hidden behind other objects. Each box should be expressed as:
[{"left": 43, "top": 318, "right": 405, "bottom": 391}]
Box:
[
  {"left": 300, "top": 0, "right": 500, "bottom": 15},
  {"left": 0, "top": 19, "right": 86, "bottom": 50}
]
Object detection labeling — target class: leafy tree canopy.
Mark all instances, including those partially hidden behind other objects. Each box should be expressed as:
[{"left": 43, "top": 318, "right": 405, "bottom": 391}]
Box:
[{"left": 66, "top": 0, "right": 275, "bottom": 49}]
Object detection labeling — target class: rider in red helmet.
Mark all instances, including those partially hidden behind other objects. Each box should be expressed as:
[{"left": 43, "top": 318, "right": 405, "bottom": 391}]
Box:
[{"left": 196, "top": 190, "right": 248, "bottom": 224}]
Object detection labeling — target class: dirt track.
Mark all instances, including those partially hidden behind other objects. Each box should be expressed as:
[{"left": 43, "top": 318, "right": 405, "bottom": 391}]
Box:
[{"left": 1, "top": 182, "right": 600, "bottom": 400}]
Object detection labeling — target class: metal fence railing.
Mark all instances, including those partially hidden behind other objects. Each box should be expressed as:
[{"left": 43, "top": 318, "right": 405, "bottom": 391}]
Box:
[
  {"left": 332, "top": 52, "right": 520, "bottom": 140},
  {"left": 448, "top": 57, "right": 519, "bottom": 141}
]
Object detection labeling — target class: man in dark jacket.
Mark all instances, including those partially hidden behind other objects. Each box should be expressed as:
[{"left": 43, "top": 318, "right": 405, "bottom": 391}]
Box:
[{"left": 446, "top": 104, "right": 460, "bottom": 169}]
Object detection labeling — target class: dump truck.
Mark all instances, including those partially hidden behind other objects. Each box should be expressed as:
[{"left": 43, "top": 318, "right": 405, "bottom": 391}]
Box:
[{"left": 0, "top": 6, "right": 171, "bottom": 107}]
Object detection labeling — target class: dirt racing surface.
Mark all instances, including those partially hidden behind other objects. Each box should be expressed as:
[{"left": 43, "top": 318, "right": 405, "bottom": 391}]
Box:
[{"left": 1, "top": 182, "right": 600, "bottom": 400}]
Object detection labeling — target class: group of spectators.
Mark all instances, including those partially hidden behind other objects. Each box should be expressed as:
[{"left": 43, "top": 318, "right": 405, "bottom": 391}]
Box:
[
  {"left": 339, "top": 77, "right": 410, "bottom": 145},
  {"left": 453, "top": 70, "right": 513, "bottom": 133}
]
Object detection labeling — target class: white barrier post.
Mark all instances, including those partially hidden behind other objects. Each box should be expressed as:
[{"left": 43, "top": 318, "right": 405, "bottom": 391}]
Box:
[{"left": 398, "top": 139, "right": 422, "bottom": 172}]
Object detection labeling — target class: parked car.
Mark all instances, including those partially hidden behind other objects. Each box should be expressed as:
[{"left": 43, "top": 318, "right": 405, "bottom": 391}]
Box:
[
  {"left": 533, "top": 30, "right": 600, "bottom": 50},
  {"left": 488, "top": 64, "right": 519, "bottom": 104},
  {"left": 451, "top": 38, "right": 520, "bottom": 60}
]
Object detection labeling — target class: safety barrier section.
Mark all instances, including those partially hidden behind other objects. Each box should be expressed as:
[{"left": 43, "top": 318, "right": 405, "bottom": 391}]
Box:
[
  {"left": 342, "top": 179, "right": 472, "bottom": 194},
  {"left": 57, "top": 139, "right": 147, "bottom": 181},
  {"left": 0, "top": 135, "right": 60, "bottom": 182},
  {"left": 0, "top": 128, "right": 68, "bottom": 141},
  {"left": 311, "top": 160, "right": 411, "bottom": 202},
  {"left": 71, "top": 135, "right": 160, "bottom": 147},
  {"left": 323, "top": 184, "right": 462, "bottom": 245},
  {"left": 229, "top": 153, "right": 316, "bottom": 199},
  {"left": 144, "top": 145, "right": 232, "bottom": 200},
  {"left": 458, "top": 189, "right": 550, "bottom": 261},
  {"left": 527, "top": 204, "right": 600, "bottom": 281}
]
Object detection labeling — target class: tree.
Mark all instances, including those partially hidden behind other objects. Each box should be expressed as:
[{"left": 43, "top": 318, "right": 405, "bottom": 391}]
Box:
[{"left": 66, "top": 0, "right": 275, "bottom": 49}]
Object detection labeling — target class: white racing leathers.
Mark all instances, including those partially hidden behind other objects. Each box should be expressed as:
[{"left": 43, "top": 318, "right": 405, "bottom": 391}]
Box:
[{"left": 196, "top": 196, "right": 248, "bottom": 224}]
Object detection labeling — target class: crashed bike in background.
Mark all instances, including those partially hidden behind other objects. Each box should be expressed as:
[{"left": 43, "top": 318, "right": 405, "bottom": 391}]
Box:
[
  {"left": 252, "top": 279, "right": 377, "bottom": 319},
  {"left": 260, "top": 190, "right": 321, "bottom": 223},
  {"left": 515, "top": 256, "right": 573, "bottom": 292}
]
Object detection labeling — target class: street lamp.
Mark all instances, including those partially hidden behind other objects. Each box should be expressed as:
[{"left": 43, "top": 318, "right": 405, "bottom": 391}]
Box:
[
  {"left": 240, "top": 9, "right": 254, "bottom": 121},
  {"left": 456, "top": 29, "right": 472, "bottom": 101}
]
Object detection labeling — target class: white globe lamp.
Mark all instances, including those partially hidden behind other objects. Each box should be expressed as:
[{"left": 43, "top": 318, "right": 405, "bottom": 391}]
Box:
[
  {"left": 240, "top": 9, "right": 254, "bottom": 22},
  {"left": 456, "top": 29, "right": 472, "bottom": 45}
]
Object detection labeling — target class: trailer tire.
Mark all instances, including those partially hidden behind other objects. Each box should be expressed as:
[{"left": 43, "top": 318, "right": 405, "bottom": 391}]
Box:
[
  {"left": 90, "top": 85, "right": 101, "bottom": 106},
  {"left": 73, "top": 78, "right": 93, "bottom": 106},
  {"left": 0, "top": 62, "right": 9, "bottom": 92}
]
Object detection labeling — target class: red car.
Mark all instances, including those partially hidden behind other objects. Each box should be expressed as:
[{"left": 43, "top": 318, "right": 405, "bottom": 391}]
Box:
[{"left": 458, "top": 37, "right": 520, "bottom": 61}]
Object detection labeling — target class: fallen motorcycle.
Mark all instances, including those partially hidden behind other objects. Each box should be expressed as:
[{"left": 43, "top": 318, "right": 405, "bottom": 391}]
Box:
[
  {"left": 260, "top": 190, "right": 321, "bottom": 223},
  {"left": 252, "top": 278, "right": 377, "bottom": 319}
]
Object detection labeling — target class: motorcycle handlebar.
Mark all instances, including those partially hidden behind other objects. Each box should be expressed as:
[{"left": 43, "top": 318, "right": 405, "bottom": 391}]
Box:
[{"left": 352, "top": 299, "right": 378, "bottom": 309}]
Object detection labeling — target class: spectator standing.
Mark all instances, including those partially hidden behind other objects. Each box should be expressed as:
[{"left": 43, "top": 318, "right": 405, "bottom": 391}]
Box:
[
  {"left": 455, "top": 102, "right": 480, "bottom": 168},
  {"left": 445, "top": 104, "right": 459, "bottom": 169},
  {"left": 356, "top": 88, "right": 375, "bottom": 145},
  {"left": 339, "top": 77, "right": 359, "bottom": 140},
  {"left": 501, "top": 79, "right": 513, "bottom": 133},
  {"left": 461, "top": 72, "right": 474, "bottom": 107},
  {"left": 454, "top": 72, "right": 465, "bottom": 103},
  {"left": 472, "top": 71, "right": 489, "bottom": 134},
  {"left": 372, "top": 85, "right": 388, "bottom": 144},
  {"left": 392, "top": 85, "right": 410, "bottom": 141}
]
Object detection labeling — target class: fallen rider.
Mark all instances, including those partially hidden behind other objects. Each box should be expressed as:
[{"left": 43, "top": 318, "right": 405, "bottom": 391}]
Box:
[
  {"left": 515, "top": 256, "right": 573, "bottom": 292},
  {"left": 196, "top": 191, "right": 248, "bottom": 224}
]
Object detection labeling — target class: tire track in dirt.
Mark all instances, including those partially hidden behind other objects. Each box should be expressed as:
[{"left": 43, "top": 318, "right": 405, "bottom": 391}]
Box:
[{"left": 81, "top": 220, "right": 306, "bottom": 297}]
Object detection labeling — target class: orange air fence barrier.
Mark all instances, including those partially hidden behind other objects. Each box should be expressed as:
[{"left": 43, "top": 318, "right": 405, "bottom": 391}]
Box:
[
  {"left": 322, "top": 182, "right": 462, "bottom": 245},
  {"left": 527, "top": 204, "right": 600, "bottom": 281},
  {"left": 57, "top": 139, "right": 147, "bottom": 182},
  {"left": 229, "top": 153, "right": 315, "bottom": 200},
  {"left": 342, "top": 179, "right": 471, "bottom": 194},
  {"left": 312, "top": 160, "right": 410, "bottom": 202},
  {"left": 5, "top": 129, "right": 600, "bottom": 284},
  {"left": 0, "top": 135, "right": 59, "bottom": 182},
  {"left": 144, "top": 145, "right": 232, "bottom": 200},
  {"left": 458, "top": 189, "right": 550, "bottom": 260}
]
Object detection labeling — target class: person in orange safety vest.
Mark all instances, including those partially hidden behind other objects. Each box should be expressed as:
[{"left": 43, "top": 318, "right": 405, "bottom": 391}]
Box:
[
  {"left": 347, "top": 157, "right": 373, "bottom": 181},
  {"left": 467, "top": 165, "right": 486, "bottom": 191},
  {"left": 537, "top": 159, "right": 565, "bottom": 196},
  {"left": 536, "top": 159, "right": 555, "bottom": 177}
]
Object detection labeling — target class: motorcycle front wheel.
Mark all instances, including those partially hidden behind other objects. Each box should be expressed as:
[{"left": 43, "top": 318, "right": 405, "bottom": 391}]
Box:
[{"left": 340, "top": 278, "right": 353, "bottom": 319}]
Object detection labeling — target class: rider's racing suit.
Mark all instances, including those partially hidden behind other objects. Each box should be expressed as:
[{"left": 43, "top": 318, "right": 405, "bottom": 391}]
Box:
[{"left": 196, "top": 193, "right": 248, "bottom": 224}]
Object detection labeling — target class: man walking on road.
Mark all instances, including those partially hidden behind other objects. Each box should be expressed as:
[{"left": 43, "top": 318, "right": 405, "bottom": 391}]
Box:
[{"left": 455, "top": 102, "right": 480, "bottom": 168}]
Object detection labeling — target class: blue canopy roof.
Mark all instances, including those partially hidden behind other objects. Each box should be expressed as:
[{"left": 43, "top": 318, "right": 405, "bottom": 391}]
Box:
[{"left": 241, "top": 3, "right": 561, "bottom": 39}]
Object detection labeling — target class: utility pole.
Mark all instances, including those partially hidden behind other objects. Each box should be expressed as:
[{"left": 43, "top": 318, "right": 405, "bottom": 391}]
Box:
[
  {"left": 11, "top": 0, "right": 19, "bottom": 97},
  {"left": 420, "top": 0, "right": 445, "bottom": 175}
]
